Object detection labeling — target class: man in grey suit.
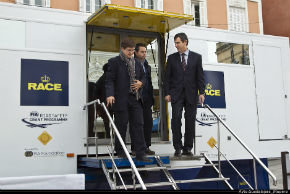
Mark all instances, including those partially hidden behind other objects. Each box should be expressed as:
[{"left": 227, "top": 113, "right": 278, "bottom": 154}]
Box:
[{"left": 164, "top": 33, "right": 205, "bottom": 157}]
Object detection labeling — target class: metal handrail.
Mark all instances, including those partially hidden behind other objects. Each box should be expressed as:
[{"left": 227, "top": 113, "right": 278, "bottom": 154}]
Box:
[
  {"left": 82, "top": 99, "right": 147, "bottom": 190},
  {"left": 203, "top": 104, "right": 277, "bottom": 187},
  {"left": 203, "top": 153, "right": 234, "bottom": 190},
  {"left": 100, "top": 101, "right": 147, "bottom": 190},
  {"left": 83, "top": 99, "right": 99, "bottom": 157},
  {"left": 213, "top": 145, "right": 254, "bottom": 190}
]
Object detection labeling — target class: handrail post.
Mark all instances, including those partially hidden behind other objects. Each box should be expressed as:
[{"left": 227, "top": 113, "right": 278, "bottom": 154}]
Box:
[
  {"left": 132, "top": 167, "right": 136, "bottom": 190},
  {"left": 94, "top": 102, "right": 98, "bottom": 158},
  {"left": 83, "top": 99, "right": 99, "bottom": 158},
  {"left": 217, "top": 120, "right": 221, "bottom": 178},
  {"left": 253, "top": 158, "right": 258, "bottom": 189}
]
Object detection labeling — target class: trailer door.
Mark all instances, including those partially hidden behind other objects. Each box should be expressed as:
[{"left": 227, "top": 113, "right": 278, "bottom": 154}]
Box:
[{"left": 253, "top": 41, "right": 288, "bottom": 140}]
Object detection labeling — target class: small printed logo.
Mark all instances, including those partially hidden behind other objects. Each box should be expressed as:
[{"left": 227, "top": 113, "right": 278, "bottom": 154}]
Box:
[
  {"left": 196, "top": 112, "right": 226, "bottom": 127},
  {"left": 24, "top": 151, "right": 33, "bottom": 157},
  {"left": 24, "top": 148, "right": 65, "bottom": 158},
  {"left": 21, "top": 111, "right": 68, "bottom": 129},
  {"left": 207, "top": 137, "right": 217, "bottom": 149},
  {"left": 38, "top": 131, "right": 52, "bottom": 145},
  {"left": 41, "top": 75, "right": 50, "bottom": 83},
  {"left": 206, "top": 83, "right": 213, "bottom": 90}
]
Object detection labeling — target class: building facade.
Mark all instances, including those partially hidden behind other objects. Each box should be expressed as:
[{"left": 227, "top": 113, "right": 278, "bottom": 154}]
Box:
[
  {"left": 0, "top": 0, "right": 262, "bottom": 34},
  {"left": 262, "top": 0, "right": 290, "bottom": 42}
]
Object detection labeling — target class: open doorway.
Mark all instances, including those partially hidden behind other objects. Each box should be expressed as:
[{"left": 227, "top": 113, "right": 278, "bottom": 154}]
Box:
[{"left": 86, "top": 26, "right": 168, "bottom": 145}]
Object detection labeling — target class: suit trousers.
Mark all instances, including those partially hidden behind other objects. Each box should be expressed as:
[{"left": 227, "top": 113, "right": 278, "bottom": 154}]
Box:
[
  {"left": 171, "top": 90, "right": 197, "bottom": 151},
  {"left": 114, "top": 94, "right": 146, "bottom": 158},
  {"left": 130, "top": 102, "right": 153, "bottom": 150}
]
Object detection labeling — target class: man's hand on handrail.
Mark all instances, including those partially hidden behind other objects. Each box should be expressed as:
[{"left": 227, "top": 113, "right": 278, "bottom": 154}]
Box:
[
  {"left": 199, "top": 94, "right": 205, "bottom": 106},
  {"left": 106, "top": 96, "right": 115, "bottom": 107}
]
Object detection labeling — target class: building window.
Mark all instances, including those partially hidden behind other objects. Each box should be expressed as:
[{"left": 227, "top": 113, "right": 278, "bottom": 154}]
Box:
[
  {"left": 141, "top": 0, "right": 145, "bottom": 8},
  {"left": 17, "top": 0, "right": 48, "bottom": 7},
  {"left": 229, "top": 6, "right": 247, "bottom": 32},
  {"left": 148, "top": 0, "right": 154, "bottom": 9},
  {"left": 136, "top": 0, "right": 158, "bottom": 10},
  {"left": 95, "top": 0, "right": 102, "bottom": 11},
  {"left": 185, "top": 0, "right": 207, "bottom": 27},
  {"left": 35, "top": 0, "right": 44, "bottom": 7},
  {"left": 83, "top": 0, "right": 106, "bottom": 13},
  {"left": 191, "top": 0, "right": 200, "bottom": 26},
  {"left": 23, "top": 0, "right": 29, "bottom": 5},
  {"left": 86, "top": 0, "right": 91, "bottom": 12},
  {"left": 228, "top": 0, "right": 248, "bottom": 32}
]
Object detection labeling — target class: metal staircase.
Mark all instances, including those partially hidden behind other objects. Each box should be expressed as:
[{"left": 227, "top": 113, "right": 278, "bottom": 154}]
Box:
[
  {"left": 82, "top": 100, "right": 277, "bottom": 190},
  {"left": 100, "top": 154, "right": 232, "bottom": 190}
]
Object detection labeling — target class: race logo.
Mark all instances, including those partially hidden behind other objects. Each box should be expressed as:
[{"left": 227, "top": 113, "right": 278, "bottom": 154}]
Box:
[
  {"left": 21, "top": 59, "right": 69, "bottom": 106},
  {"left": 200, "top": 71, "right": 226, "bottom": 109},
  {"left": 22, "top": 111, "right": 68, "bottom": 128}
]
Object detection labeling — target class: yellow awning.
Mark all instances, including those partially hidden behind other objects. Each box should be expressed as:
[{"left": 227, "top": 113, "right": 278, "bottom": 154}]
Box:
[{"left": 87, "top": 4, "right": 193, "bottom": 33}]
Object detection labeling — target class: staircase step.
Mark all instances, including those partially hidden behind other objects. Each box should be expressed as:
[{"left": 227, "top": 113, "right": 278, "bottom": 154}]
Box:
[
  {"left": 108, "top": 166, "right": 167, "bottom": 173},
  {"left": 169, "top": 155, "right": 203, "bottom": 161},
  {"left": 116, "top": 181, "right": 175, "bottom": 189},
  {"left": 109, "top": 164, "right": 217, "bottom": 173},
  {"left": 116, "top": 177, "right": 230, "bottom": 189},
  {"left": 167, "top": 163, "right": 217, "bottom": 170},
  {"left": 78, "top": 156, "right": 170, "bottom": 168},
  {"left": 175, "top": 177, "right": 230, "bottom": 184}
]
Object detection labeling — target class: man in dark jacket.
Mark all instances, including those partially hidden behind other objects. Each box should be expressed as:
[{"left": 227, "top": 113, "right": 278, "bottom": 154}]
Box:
[
  {"left": 130, "top": 43, "right": 155, "bottom": 156},
  {"left": 95, "top": 63, "right": 112, "bottom": 138},
  {"left": 164, "top": 33, "right": 205, "bottom": 157},
  {"left": 106, "top": 38, "right": 151, "bottom": 162}
]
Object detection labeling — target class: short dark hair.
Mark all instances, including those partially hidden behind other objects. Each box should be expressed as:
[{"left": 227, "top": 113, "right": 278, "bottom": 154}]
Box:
[
  {"left": 174, "top": 33, "right": 188, "bottom": 45},
  {"left": 135, "top": 43, "right": 147, "bottom": 52},
  {"left": 121, "top": 38, "right": 135, "bottom": 49}
]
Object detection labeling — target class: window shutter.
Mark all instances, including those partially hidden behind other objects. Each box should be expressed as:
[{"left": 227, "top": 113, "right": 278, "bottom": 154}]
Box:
[
  {"left": 103, "top": 0, "right": 110, "bottom": 4},
  {"left": 183, "top": 0, "right": 191, "bottom": 15},
  {"left": 156, "top": 0, "right": 163, "bottom": 11},
  {"left": 79, "top": 0, "right": 84, "bottom": 12},
  {"left": 199, "top": 1, "right": 206, "bottom": 27},
  {"left": 45, "top": 0, "right": 50, "bottom": 7},
  {"left": 229, "top": 6, "right": 247, "bottom": 32},
  {"left": 134, "top": 0, "right": 141, "bottom": 8}
]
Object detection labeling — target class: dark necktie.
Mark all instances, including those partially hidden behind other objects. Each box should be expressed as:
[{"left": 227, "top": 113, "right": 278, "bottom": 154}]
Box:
[{"left": 181, "top": 53, "right": 186, "bottom": 71}]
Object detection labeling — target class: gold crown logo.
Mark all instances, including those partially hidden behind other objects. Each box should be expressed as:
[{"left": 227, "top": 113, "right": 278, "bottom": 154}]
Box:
[
  {"left": 206, "top": 83, "right": 212, "bottom": 90},
  {"left": 41, "top": 75, "right": 50, "bottom": 83}
]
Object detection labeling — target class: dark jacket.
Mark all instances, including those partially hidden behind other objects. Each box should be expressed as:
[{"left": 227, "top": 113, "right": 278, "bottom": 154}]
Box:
[
  {"left": 95, "top": 74, "right": 106, "bottom": 103},
  {"left": 105, "top": 55, "right": 146, "bottom": 111},
  {"left": 164, "top": 51, "right": 205, "bottom": 105},
  {"left": 140, "top": 59, "right": 154, "bottom": 107}
]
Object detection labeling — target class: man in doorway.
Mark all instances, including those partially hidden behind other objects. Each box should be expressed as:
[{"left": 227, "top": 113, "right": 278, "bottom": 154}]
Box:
[
  {"left": 164, "top": 33, "right": 205, "bottom": 157},
  {"left": 130, "top": 43, "right": 155, "bottom": 156},
  {"left": 106, "top": 38, "right": 152, "bottom": 162}
]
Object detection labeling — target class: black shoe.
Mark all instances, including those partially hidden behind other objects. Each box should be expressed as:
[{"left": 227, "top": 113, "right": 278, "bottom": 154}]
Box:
[
  {"left": 182, "top": 149, "right": 193, "bottom": 156},
  {"left": 117, "top": 152, "right": 127, "bottom": 159},
  {"left": 136, "top": 156, "right": 153, "bottom": 163},
  {"left": 145, "top": 148, "right": 155, "bottom": 155},
  {"left": 174, "top": 150, "right": 182, "bottom": 157},
  {"left": 131, "top": 150, "right": 136, "bottom": 156}
]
